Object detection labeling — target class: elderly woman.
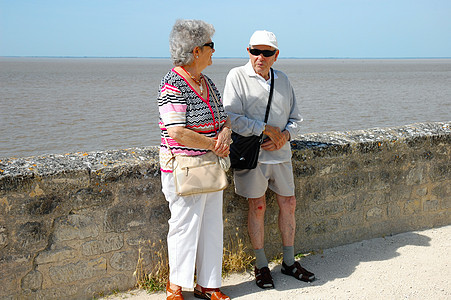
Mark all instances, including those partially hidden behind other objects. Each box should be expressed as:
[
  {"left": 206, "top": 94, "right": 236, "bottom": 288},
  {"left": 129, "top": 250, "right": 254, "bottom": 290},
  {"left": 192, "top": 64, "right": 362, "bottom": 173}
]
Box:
[{"left": 158, "top": 19, "right": 232, "bottom": 300}]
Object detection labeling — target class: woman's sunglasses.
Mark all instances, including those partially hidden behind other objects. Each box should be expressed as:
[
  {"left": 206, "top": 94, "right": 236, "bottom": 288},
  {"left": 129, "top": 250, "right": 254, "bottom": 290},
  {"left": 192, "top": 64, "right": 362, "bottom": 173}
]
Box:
[
  {"left": 203, "top": 42, "right": 214, "bottom": 49},
  {"left": 249, "top": 48, "right": 277, "bottom": 57}
]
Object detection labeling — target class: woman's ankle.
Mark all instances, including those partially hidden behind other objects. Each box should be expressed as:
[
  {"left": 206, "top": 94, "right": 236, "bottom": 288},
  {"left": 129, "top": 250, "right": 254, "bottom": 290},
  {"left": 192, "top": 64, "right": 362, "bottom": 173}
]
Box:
[{"left": 167, "top": 281, "right": 182, "bottom": 294}]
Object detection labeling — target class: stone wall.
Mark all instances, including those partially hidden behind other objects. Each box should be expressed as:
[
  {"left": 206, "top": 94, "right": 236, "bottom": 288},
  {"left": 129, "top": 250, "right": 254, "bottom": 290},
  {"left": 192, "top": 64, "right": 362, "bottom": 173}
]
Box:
[{"left": 0, "top": 122, "right": 450, "bottom": 299}]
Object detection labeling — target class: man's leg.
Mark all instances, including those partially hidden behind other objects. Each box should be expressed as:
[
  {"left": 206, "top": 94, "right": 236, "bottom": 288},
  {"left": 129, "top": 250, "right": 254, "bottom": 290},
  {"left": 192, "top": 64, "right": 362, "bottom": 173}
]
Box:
[
  {"left": 234, "top": 164, "right": 275, "bottom": 288},
  {"left": 277, "top": 194, "right": 316, "bottom": 282},
  {"left": 276, "top": 194, "right": 296, "bottom": 267},
  {"left": 248, "top": 194, "right": 267, "bottom": 268},
  {"left": 276, "top": 194, "right": 296, "bottom": 247},
  {"left": 248, "top": 194, "right": 275, "bottom": 289}
]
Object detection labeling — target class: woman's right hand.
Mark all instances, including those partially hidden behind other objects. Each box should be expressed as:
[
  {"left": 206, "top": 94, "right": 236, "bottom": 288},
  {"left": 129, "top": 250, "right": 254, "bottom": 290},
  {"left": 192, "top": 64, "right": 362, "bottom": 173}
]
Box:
[
  {"left": 167, "top": 126, "right": 229, "bottom": 157},
  {"left": 213, "top": 127, "right": 231, "bottom": 158},
  {"left": 212, "top": 139, "right": 230, "bottom": 158}
]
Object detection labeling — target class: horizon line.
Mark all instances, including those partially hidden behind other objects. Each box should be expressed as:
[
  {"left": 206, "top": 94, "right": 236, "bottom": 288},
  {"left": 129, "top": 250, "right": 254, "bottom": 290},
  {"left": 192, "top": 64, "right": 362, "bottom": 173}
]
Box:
[{"left": 1, "top": 55, "right": 451, "bottom": 60}]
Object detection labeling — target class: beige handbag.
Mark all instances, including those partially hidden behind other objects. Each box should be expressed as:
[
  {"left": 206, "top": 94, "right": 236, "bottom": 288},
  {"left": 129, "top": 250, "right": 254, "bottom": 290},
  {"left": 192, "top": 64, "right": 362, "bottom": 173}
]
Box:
[
  {"left": 165, "top": 79, "right": 228, "bottom": 196},
  {"left": 172, "top": 151, "right": 228, "bottom": 196}
]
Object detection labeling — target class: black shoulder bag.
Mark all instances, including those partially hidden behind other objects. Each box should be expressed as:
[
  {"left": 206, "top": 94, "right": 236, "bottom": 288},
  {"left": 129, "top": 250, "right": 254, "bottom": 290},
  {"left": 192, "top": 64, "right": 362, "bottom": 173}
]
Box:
[{"left": 229, "top": 68, "right": 274, "bottom": 170}]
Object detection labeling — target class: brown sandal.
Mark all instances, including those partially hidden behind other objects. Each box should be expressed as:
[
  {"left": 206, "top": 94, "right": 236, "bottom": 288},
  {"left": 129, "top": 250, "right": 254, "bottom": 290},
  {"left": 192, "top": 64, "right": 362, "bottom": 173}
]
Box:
[
  {"left": 255, "top": 266, "right": 274, "bottom": 289},
  {"left": 194, "top": 286, "right": 230, "bottom": 300},
  {"left": 166, "top": 281, "right": 184, "bottom": 300},
  {"left": 281, "top": 261, "right": 315, "bottom": 282}
]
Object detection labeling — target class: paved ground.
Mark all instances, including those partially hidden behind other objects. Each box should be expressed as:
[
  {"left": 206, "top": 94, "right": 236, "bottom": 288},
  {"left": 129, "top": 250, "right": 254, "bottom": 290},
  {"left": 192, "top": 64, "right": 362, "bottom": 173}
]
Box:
[{"left": 102, "top": 225, "right": 450, "bottom": 300}]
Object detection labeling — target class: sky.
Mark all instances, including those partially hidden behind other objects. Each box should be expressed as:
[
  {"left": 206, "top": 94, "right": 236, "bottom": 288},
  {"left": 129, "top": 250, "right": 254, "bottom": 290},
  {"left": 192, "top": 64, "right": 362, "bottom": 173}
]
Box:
[{"left": 1, "top": 0, "right": 450, "bottom": 58}]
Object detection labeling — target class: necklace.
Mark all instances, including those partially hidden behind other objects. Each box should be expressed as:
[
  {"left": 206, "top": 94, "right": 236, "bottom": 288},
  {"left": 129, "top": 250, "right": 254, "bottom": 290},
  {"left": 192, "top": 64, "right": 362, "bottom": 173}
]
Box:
[{"left": 181, "top": 66, "right": 204, "bottom": 96}]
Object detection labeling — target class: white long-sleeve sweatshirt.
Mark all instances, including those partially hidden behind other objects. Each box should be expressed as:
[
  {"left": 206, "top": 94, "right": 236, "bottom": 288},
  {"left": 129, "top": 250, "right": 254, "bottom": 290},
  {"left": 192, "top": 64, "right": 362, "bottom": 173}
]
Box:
[{"left": 223, "top": 61, "right": 303, "bottom": 163}]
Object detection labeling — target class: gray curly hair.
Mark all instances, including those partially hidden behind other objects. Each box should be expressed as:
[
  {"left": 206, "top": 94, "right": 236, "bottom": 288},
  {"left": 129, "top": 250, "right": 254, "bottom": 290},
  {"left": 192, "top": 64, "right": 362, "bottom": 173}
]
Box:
[{"left": 169, "top": 19, "right": 215, "bottom": 66}]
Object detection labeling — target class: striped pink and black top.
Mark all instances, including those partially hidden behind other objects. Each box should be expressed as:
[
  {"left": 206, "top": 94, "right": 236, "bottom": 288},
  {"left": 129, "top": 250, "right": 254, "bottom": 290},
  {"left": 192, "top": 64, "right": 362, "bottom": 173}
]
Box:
[{"left": 158, "top": 68, "right": 227, "bottom": 172}]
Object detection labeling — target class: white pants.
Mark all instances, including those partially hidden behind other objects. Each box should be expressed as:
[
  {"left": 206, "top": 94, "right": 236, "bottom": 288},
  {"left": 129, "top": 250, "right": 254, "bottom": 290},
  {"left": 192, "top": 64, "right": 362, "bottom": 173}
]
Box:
[{"left": 161, "top": 172, "right": 223, "bottom": 289}]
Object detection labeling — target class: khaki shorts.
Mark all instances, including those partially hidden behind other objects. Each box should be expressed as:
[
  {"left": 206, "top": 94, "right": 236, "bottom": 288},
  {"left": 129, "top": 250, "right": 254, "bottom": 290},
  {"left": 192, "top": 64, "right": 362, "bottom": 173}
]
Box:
[{"left": 233, "top": 162, "right": 295, "bottom": 198}]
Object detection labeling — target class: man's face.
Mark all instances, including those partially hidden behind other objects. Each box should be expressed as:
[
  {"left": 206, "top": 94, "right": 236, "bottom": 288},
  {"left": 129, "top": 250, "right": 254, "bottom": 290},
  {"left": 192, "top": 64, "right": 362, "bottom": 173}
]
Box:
[{"left": 248, "top": 45, "right": 279, "bottom": 79}]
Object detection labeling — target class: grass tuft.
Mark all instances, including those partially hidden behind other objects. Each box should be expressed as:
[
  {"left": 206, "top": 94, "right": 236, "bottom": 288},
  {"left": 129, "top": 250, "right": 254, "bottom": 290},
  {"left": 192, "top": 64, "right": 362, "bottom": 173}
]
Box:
[
  {"left": 134, "top": 229, "right": 254, "bottom": 292},
  {"left": 222, "top": 230, "right": 254, "bottom": 275},
  {"left": 134, "top": 240, "right": 169, "bottom": 292}
]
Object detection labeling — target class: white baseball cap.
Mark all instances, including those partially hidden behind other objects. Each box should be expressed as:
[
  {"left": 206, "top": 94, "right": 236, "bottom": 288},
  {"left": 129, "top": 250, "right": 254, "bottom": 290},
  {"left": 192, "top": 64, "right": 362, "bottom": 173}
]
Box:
[{"left": 249, "top": 30, "right": 278, "bottom": 50}]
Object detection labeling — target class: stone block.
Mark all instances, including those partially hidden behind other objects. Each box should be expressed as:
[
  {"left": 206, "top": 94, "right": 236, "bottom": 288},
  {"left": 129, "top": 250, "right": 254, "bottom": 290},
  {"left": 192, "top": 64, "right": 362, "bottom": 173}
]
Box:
[
  {"left": 388, "top": 184, "right": 412, "bottom": 203},
  {"left": 70, "top": 187, "right": 114, "bottom": 210},
  {"left": 117, "top": 181, "right": 160, "bottom": 200},
  {"left": 442, "top": 196, "right": 451, "bottom": 210},
  {"left": 403, "top": 200, "right": 422, "bottom": 215},
  {"left": 81, "top": 233, "right": 124, "bottom": 256},
  {"left": 34, "top": 284, "right": 79, "bottom": 299},
  {"left": 366, "top": 207, "right": 384, "bottom": 220},
  {"left": 431, "top": 182, "right": 450, "bottom": 200},
  {"left": 299, "top": 180, "right": 324, "bottom": 202},
  {"left": 0, "top": 255, "right": 31, "bottom": 295},
  {"left": 293, "top": 163, "right": 316, "bottom": 177},
  {"left": 343, "top": 194, "right": 359, "bottom": 212},
  {"left": 325, "top": 175, "right": 357, "bottom": 197},
  {"left": 16, "top": 221, "right": 48, "bottom": 251},
  {"left": 415, "top": 187, "right": 428, "bottom": 197},
  {"left": 361, "top": 190, "right": 386, "bottom": 206},
  {"left": 304, "top": 218, "right": 340, "bottom": 235},
  {"left": 406, "top": 167, "right": 425, "bottom": 185},
  {"left": 0, "top": 226, "right": 7, "bottom": 249},
  {"left": 35, "top": 247, "right": 76, "bottom": 265},
  {"left": 340, "top": 212, "right": 363, "bottom": 228},
  {"left": 125, "top": 229, "right": 164, "bottom": 247},
  {"left": 318, "top": 164, "right": 336, "bottom": 175},
  {"left": 387, "top": 202, "right": 401, "bottom": 217},
  {"left": 53, "top": 214, "right": 99, "bottom": 242},
  {"left": 21, "top": 270, "right": 43, "bottom": 292},
  {"left": 224, "top": 195, "right": 242, "bottom": 214},
  {"left": 110, "top": 250, "right": 137, "bottom": 271},
  {"left": 423, "top": 200, "right": 439, "bottom": 212},
  {"left": 104, "top": 204, "right": 149, "bottom": 233},
  {"left": 148, "top": 203, "right": 171, "bottom": 225},
  {"left": 86, "top": 274, "right": 133, "bottom": 299},
  {"left": 48, "top": 257, "right": 107, "bottom": 284},
  {"left": 310, "top": 198, "right": 345, "bottom": 216},
  {"left": 430, "top": 162, "right": 451, "bottom": 181},
  {"left": 25, "top": 196, "right": 62, "bottom": 217}
]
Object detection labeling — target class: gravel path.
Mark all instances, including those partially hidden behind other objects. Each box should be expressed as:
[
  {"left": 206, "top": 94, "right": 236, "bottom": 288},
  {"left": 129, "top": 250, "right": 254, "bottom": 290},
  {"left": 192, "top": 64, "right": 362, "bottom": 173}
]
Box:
[{"left": 102, "top": 225, "right": 450, "bottom": 300}]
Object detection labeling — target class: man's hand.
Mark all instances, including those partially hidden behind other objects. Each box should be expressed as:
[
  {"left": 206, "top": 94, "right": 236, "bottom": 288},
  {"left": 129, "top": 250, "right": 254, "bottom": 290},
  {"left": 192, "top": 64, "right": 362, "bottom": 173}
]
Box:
[{"left": 261, "top": 126, "right": 290, "bottom": 151}]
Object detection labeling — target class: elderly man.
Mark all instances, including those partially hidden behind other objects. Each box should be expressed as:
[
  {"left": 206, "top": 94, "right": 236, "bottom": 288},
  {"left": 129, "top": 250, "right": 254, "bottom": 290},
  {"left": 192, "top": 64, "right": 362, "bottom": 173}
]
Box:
[{"left": 223, "top": 30, "right": 315, "bottom": 289}]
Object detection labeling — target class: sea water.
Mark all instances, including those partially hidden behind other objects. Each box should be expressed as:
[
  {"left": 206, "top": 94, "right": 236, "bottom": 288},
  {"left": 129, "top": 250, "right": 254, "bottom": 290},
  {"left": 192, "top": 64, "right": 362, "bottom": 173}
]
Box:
[{"left": 1, "top": 57, "right": 450, "bottom": 158}]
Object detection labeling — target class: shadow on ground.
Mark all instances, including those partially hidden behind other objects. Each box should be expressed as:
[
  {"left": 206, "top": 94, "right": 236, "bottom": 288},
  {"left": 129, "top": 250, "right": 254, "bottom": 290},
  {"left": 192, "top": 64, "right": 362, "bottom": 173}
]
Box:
[{"left": 216, "top": 231, "right": 431, "bottom": 299}]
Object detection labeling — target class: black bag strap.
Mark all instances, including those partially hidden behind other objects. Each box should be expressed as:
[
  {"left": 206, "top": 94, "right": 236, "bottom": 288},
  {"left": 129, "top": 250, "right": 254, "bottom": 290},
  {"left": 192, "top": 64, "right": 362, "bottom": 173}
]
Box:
[{"left": 263, "top": 68, "right": 275, "bottom": 123}]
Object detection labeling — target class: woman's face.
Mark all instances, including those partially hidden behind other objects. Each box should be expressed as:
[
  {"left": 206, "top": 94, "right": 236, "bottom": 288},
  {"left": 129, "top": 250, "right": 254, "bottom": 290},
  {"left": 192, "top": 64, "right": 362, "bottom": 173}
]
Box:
[{"left": 196, "top": 40, "right": 215, "bottom": 69}]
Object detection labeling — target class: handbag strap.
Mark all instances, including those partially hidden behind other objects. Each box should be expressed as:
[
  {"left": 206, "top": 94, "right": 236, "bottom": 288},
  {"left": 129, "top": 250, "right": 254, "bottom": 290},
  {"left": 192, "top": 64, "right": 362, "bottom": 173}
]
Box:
[
  {"left": 205, "top": 77, "right": 222, "bottom": 133},
  {"left": 163, "top": 76, "right": 221, "bottom": 158},
  {"left": 263, "top": 68, "right": 275, "bottom": 124}
]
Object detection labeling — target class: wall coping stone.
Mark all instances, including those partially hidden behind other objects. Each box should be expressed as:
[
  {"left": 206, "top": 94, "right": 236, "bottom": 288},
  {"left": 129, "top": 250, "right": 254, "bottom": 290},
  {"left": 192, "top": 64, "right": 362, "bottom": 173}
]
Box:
[{"left": 1, "top": 122, "right": 449, "bottom": 179}]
